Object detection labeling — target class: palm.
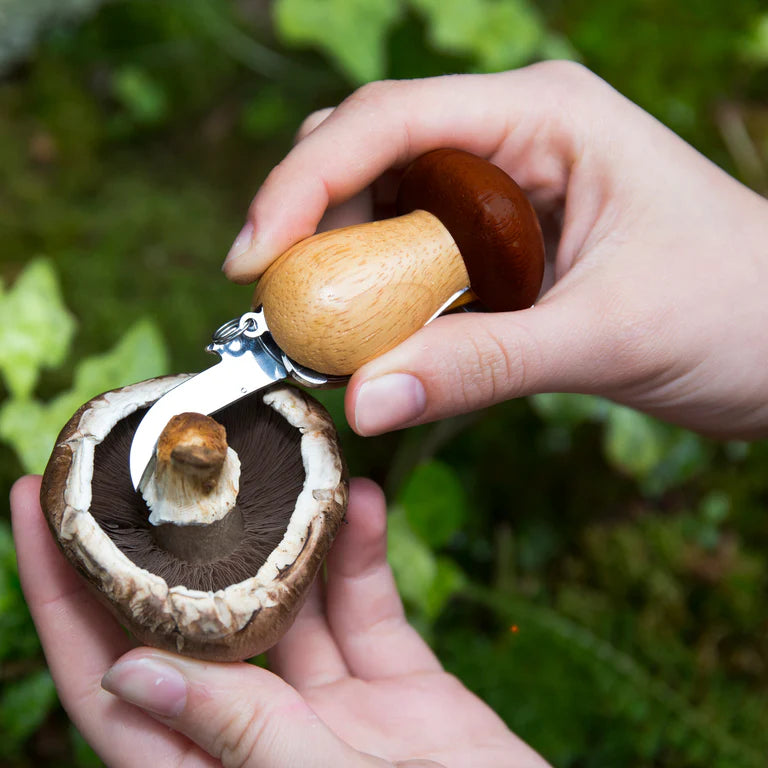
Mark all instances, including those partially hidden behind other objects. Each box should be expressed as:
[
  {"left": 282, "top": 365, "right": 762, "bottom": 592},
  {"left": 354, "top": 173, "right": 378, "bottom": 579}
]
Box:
[{"left": 303, "top": 673, "right": 527, "bottom": 766}]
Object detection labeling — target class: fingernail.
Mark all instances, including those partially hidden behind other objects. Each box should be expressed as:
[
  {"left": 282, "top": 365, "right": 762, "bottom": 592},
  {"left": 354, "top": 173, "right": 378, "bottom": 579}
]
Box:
[
  {"left": 102, "top": 657, "right": 187, "bottom": 718},
  {"left": 355, "top": 374, "right": 426, "bottom": 435},
  {"left": 223, "top": 220, "right": 254, "bottom": 269}
]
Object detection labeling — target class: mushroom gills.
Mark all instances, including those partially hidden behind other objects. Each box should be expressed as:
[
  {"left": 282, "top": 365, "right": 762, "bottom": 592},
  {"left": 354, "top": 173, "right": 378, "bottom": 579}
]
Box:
[{"left": 89, "top": 394, "right": 306, "bottom": 592}]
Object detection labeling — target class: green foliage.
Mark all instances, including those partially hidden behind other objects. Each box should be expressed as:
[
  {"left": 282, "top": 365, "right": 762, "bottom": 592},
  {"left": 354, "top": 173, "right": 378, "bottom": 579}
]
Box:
[
  {"left": 240, "top": 87, "right": 303, "bottom": 140},
  {"left": 0, "top": 259, "right": 76, "bottom": 399},
  {"left": 273, "top": 0, "right": 575, "bottom": 83},
  {"left": 744, "top": 13, "right": 768, "bottom": 63},
  {"left": 273, "top": 0, "right": 402, "bottom": 83},
  {"left": 399, "top": 460, "right": 467, "bottom": 548},
  {"left": 0, "top": 522, "right": 40, "bottom": 661},
  {"left": 0, "top": 670, "right": 58, "bottom": 756},
  {"left": 410, "top": 0, "right": 576, "bottom": 70},
  {"left": 532, "top": 393, "right": 712, "bottom": 496},
  {"left": 387, "top": 505, "right": 466, "bottom": 626},
  {"left": 0, "top": 274, "right": 169, "bottom": 474},
  {"left": 111, "top": 65, "right": 169, "bottom": 127},
  {"left": 440, "top": 590, "right": 767, "bottom": 768}
]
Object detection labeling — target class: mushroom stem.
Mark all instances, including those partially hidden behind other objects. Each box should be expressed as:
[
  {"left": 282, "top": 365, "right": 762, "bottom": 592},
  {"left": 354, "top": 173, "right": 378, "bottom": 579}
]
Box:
[{"left": 139, "top": 412, "right": 243, "bottom": 563}]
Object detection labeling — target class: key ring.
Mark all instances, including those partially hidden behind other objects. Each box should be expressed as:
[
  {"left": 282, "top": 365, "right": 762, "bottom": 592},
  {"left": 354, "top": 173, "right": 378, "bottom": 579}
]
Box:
[{"left": 212, "top": 311, "right": 265, "bottom": 344}]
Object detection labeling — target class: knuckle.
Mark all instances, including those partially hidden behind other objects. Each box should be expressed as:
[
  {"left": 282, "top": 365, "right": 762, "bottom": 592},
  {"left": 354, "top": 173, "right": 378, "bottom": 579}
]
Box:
[
  {"left": 343, "top": 79, "right": 399, "bottom": 110},
  {"left": 455, "top": 319, "right": 538, "bottom": 409},
  {"left": 455, "top": 333, "right": 490, "bottom": 411},
  {"left": 528, "top": 59, "right": 598, "bottom": 88},
  {"left": 295, "top": 107, "right": 334, "bottom": 142},
  {"left": 260, "top": 157, "right": 290, "bottom": 189},
  {"left": 525, "top": 59, "right": 615, "bottom": 110},
  {"left": 598, "top": 289, "right": 671, "bottom": 391}
]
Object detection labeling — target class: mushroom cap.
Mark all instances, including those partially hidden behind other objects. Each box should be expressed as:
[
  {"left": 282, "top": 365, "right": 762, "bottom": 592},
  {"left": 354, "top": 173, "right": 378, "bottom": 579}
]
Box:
[
  {"left": 396, "top": 148, "right": 545, "bottom": 312},
  {"left": 41, "top": 375, "right": 348, "bottom": 662}
]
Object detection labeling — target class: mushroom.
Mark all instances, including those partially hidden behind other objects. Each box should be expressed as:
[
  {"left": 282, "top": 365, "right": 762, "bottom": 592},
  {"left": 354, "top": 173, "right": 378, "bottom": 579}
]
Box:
[
  {"left": 254, "top": 148, "right": 545, "bottom": 375},
  {"left": 40, "top": 375, "right": 347, "bottom": 662}
]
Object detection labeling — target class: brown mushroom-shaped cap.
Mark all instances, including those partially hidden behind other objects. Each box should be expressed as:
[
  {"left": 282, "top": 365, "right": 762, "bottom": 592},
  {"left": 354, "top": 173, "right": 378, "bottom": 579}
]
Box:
[
  {"left": 396, "top": 148, "right": 545, "bottom": 312},
  {"left": 40, "top": 375, "right": 347, "bottom": 662}
]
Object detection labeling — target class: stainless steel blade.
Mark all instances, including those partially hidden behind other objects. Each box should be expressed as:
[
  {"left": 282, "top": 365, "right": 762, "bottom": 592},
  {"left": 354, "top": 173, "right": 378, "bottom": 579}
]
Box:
[{"left": 129, "top": 313, "right": 287, "bottom": 489}]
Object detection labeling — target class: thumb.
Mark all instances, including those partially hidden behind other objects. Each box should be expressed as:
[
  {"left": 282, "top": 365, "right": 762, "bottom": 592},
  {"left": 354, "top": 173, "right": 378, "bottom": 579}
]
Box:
[
  {"left": 102, "top": 650, "right": 387, "bottom": 768},
  {"left": 346, "top": 289, "right": 625, "bottom": 435}
]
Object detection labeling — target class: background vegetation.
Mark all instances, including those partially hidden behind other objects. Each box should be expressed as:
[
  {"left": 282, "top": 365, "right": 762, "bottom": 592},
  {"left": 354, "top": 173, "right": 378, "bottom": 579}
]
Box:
[{"left": 1, "top": 1, "right": 767, "bottom": 765}]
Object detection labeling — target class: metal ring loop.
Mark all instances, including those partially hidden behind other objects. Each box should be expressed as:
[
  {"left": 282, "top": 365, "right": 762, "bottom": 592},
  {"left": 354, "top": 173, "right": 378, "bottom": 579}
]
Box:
[
  {"left": 212, "top": 317, "right": 243, "bottom": 343},
  {"left": 238, "top": 311, "right": 263, "bottom": 338}
]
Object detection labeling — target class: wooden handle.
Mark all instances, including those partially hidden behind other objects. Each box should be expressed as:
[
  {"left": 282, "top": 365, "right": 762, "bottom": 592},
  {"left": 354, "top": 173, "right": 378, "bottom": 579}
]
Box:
[{"left": 252, "top": 209, "right": 468, "bottom": 376}]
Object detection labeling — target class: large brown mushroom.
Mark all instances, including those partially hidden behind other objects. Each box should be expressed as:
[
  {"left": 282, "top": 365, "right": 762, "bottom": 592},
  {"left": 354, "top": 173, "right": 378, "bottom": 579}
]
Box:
[{"left": 41, "top": 375, "right": 347, "bottom": 662}]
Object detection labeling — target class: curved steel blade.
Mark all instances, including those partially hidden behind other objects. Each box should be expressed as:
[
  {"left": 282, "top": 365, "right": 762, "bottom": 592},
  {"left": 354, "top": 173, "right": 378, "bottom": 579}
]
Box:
[{"left": 129, "top": 347, "right": 287, "bottom": 489}]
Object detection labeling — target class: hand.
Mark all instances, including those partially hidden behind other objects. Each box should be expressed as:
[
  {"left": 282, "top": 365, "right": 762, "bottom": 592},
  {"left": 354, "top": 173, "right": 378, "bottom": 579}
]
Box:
[
  {"left": 222, "top": 62, "right": 768, "bottom": 440},
  {"left": 11, "top": 474, "right": 549, "bottom": 768}
]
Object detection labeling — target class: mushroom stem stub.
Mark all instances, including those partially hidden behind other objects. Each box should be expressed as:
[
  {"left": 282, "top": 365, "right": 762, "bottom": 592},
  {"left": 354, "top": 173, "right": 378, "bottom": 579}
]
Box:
[{"left": 140, "top": 412, "right": 243, "bottom": 562}]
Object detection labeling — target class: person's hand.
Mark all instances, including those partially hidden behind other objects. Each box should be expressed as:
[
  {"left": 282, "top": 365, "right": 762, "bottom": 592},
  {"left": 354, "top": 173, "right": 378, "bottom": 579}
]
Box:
[
  {"left": 11, "top": 474, "right": 549, "bottom": 768},
  {"left": 222, "top": 62, "right": 768, "bottom": 440}
]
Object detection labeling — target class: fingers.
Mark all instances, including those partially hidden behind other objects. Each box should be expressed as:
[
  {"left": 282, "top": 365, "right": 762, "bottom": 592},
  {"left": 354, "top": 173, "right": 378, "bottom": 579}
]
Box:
[
  {"left": 294, "top": 107, "right": 378, "bottom": 233},
  {"left": 267, "top": 579, "right": 349, "bottom": 690},
  {"left": 11, "top": 476, "right": 214, "bottom": 768},
  {"left": 102, "top": 649, "right": 388, "bottom": 768},
  {"left": 11, "top": 476, "right": 133, "bottom": 680},
  {"left": 223, "top": 62, "right": 604, "bottom": 281},
  {"left": 271, "top": 479, "right": 441, "bottom": 686},
  {"left": 324, "top": 478, "right": 442, "bottom": 679},
  {"left": 344, "top": 276, "right": 614, "bottom": 435}
]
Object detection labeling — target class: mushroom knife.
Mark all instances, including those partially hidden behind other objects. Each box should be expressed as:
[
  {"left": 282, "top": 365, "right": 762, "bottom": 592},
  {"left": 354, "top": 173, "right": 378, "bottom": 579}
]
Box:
[
  {"left": 129, "top": 297, "right": 464, "bottom": 490},
  {"left": 129, "top": 149, "right": 547, "bottom": 489}
]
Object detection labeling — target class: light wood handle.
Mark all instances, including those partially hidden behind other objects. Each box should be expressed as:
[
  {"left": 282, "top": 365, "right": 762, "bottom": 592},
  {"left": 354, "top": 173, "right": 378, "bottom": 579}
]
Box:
[{"left": 252, "top": 209, "right": 469, "bottom": 376}]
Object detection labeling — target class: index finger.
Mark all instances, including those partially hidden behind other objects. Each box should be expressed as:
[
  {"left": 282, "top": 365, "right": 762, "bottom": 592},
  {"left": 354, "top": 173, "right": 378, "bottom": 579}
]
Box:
[{"left": 222, "top": 62, "right": 600, "bottom": 283}]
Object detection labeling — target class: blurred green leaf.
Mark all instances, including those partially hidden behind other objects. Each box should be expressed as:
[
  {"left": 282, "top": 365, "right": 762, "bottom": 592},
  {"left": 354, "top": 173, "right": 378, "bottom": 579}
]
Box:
[
  {"left": 689, "top": 491, "right": 731, "bottom": 550},
  {"left": 426, "top": 556, "right": 466, "bottom": 618},
  {"left": 240, "top": 87, "right": 300, "bottom": 140},
  {"left": 0, "top": 259, "right": 76, "bottom": 399},
  {"left": 273, "top": 0, "right": 402, "bottom": 82},
  {"left": 399, "top": 460, "right": 467, "bottom": 548},
  {"left": 410, "top": 0, "right": 547, "bottom": 70},
  {"left": 604, "top": 405, "right": 665, "bottom": 479},
  {"left": 0, "top": 521, "right": 40, "bottom": 661},
  {"left": 387, "top": 505, "right": 437, "bottom": 614},
  {"left": 387, "top": 505, "right": 464, "bottom": 621},
  {"left": 530, "top": 392, "right": 609, "bottom": 427},
  {"left": 70, "top": 317, "right": 168, "bottom": 397},
  {"left": 744, "top": 14, "right": 768, "bottom": 63},
  {"left": 0, "top": 319, "right": 169, "bottom": 474},
  {"left": 112, "top": 65, "right": 169, "bottom": 125},
  {"left": 535, "top": 393, "right": 710, "bottom": 495},
  {"left": 603, "top": 405, "right": 710, "bottom": 496},
  {"left": 0, "top": 669, "right": 57, "bottom": 753},
  {"left": 700, "top": 491, "right": 730, "bottom": 525}
]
